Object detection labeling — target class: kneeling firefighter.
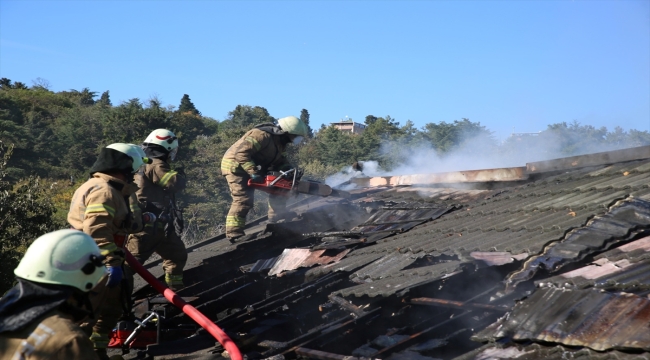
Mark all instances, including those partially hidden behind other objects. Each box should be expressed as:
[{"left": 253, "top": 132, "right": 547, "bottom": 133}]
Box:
[
  {"left": 220, "top": 116, "right": 308, "bottom": 241},
  {"left": 125, "top": 129, "right": 187, "bottom": 292},
  {"left": 0, "top": 230, "right": 107, "bottom": 360},
  {"left": 67, "top": 143, "right": 152, "bottom": 360}
]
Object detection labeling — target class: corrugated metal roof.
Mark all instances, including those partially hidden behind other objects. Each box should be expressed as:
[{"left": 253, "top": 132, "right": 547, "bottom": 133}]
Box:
[
  {"left": 473, "top": 287, "right": 650, "bottom": 352},
  {"left": 123, "top": 150, "right": 650, "bottom": 360},
  {"left": 453, "top": 343, "right": 650, "bottom": 360},
  {"left": 267, "top": 248, "right": 350, "bottom": 276}
]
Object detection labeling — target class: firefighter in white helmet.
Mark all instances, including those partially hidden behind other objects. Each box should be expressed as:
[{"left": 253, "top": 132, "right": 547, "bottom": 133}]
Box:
[
  {"left": 220, "top": 116, "right": 308, "bottom": 241},
  {"left": 125, "top": 129, "right": 187, "bottom": 291},
  {"left": 67, "top": 143, "right": 153, "bottom": 360},
  {"left": 0, "top": 229, "right": 107, "bottom": 359}
]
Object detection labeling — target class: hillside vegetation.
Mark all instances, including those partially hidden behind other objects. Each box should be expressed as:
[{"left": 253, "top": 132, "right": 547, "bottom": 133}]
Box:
[{"left": 2, "top": 77, "right": 649, "bottom": 292}]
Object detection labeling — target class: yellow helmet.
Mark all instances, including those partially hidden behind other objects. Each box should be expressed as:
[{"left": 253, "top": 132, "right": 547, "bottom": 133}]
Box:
[{"left": 14, "top": 229, "right": 107, "bottom": 292}]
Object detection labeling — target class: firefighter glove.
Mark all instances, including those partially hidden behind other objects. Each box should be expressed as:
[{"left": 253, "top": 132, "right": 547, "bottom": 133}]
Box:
[
  {"left": 106, "top": 266, "right": 123, "bottom": 288},
  {"left": 250, "top": 173, "right": 265, "bottom": 183},
  {"left": 142, "top": 212, "right": 157, "bottom": 224}
]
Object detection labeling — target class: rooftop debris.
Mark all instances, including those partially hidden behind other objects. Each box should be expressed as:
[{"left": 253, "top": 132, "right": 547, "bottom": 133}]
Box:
[
  {"left": 505, "top": 197, "right": 650, "bottom": 291},
  {"left": 118, "top": 147, "right": 650, "bottom": 360},
  {"left": 267, "top": 248, "right": 350, "bottom": 276}
]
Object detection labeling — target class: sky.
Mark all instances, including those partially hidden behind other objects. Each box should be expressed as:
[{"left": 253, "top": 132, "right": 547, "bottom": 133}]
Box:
[{"left": 1, "top": 0, "right": 648, "bottom": 140}]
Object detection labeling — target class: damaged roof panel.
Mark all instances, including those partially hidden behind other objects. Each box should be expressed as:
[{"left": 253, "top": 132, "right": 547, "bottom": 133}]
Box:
[
  {"left": 268, "top": 248, "right": 350, "bottom": 276},
  {"left": 334, "top": 260, "right": 463, "bottom": 298},
  {"left": 124, "top": 149, "right": 650, "bottom": 360},
  {"left": 473, "top": 287, "right": 650, "bottom": 352}
]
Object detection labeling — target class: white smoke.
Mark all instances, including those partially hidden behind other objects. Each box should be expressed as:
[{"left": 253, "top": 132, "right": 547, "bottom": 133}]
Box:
[{"left": 325, "top": 124, "right": 647, "bottom": 189}]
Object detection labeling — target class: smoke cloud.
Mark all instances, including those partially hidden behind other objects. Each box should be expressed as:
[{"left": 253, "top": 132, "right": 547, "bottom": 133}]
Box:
[{"left": 325, "top": 125, "right": 648, "bottom": 188}]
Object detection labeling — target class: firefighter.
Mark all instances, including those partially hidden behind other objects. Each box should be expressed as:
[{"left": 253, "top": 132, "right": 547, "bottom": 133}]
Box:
[
  {"left": 220, "top": 116, "right": 309, "bottom": 241},
  {"left": 67, "top": 143, "right": 151, "bottom": 360},
  {"left": 0, "top": 229, "right": 106, "bottom": 360},
  {"left": 125, "top": 129, "right": 188, "bottom": 291}
]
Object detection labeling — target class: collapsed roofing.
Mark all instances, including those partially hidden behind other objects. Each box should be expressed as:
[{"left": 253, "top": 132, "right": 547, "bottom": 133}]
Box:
[{"left": 122, "top": 145, "right": 650, "bottom": 360}]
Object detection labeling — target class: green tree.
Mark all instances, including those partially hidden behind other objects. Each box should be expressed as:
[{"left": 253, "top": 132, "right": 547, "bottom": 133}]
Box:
[
  {"left": 179, "top": 94, "right": 200, "bottom": 115},
  {"left": 220, "top": 105, "right": 275, "bottom": 130},
  {"left": 97, "top": 90, "right": 112, "bottom": 107},
  {"left": 300, "top": 108, "right": 314, "bottom": 138},
  {"left": 0, "top": 143, "right": 61, "bottom": 293}
]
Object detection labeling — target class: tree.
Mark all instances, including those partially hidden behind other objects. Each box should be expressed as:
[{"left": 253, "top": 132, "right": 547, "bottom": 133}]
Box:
[
  {"left": 221, "top": 105, "right": 275, "bottom": 130},
  {"left": 0, "top": 142, "right": 61, "bottom": 293},
  {"left": 97, "top": 90, "right": 112, "bottom": 107},
  {"left": 300, "top": 109, "right": 314, "bottom": 138},
  {"left": 365, "top": 115, "right": 378, "bottom": 126},
  {"left": 0, "top": 78, "right": 12, "bottom": 89},
  {"left": 179, "top": 94, "right": 200, "bottom": 115},
  {"left": 31, "top": 77, "right": 51, "bottom": 90}
]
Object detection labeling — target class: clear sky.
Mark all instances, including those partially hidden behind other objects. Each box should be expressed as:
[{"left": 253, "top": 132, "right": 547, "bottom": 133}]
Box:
[{"left": 1, "top": 0, "right": 648, "bottom": 140}]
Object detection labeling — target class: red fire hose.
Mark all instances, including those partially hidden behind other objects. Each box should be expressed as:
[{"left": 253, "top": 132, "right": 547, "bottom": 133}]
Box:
[{"left": 125, "top": 250, "right": 243, "bottom": 360}]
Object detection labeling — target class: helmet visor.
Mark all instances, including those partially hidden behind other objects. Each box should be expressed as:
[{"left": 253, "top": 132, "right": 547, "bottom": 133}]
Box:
[{"left": 169, "top": 147, "right": 178, "bottom": 161}]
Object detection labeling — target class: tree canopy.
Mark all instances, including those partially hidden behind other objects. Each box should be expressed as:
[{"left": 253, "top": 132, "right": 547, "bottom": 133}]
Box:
[{"left": 1, "top": 77, "right": 649, "bottom": 294}]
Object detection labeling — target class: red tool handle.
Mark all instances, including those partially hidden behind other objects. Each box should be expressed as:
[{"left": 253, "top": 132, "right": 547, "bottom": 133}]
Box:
[{"left": 125, "top": 250, "right": 243, "bottom": 360}]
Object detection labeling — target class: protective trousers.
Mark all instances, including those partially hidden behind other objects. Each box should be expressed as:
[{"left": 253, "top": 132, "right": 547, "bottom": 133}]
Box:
[
  {"left": 125, "top": 224, "right": 188, "bottom": 291},
  {"left": 224, "top": 174, "right": 288, "bottom": 238},
  {"left": 80, "top": 274, "right": 124, "bottom": 350}
]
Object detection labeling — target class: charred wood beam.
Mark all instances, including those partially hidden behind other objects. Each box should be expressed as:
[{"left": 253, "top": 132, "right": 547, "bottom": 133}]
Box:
[
  {"left": 380, "top": 206, "right": 445, "bottom": 210},
  {"left": 312, "top": 239, "right": 367, "bottom": 250},
  {"left": 358, "top": 218, "right": 432, "bottom": 226},
  {"left": 259, "top": 315, "right": 353, "bottom": 357},
  {"left": 193, "top": 275, "right": 249, "bottom": 298},
  {"left": 328, "top": 295, "right": 366, "bottom": 317},
  {"left": 409, "top": 297, "right": 509, "bottom": 311},
  {"left": 273, "top": 308, "right": 382, "bottom": 358},
  {"left": 218, "top": 272, "right": 346, "bottom": 328},
  {"left": 295, "top": 347, "right": 365, "bottom": 360},
  {"left": 371, "top": 310, "right": 472, "bottom": 357},
  {"left": 303, "top": 229, "right": 402, "bottom": 238},
  {"left": 195, "top": 282, "right": 253, "bottom": 312}
]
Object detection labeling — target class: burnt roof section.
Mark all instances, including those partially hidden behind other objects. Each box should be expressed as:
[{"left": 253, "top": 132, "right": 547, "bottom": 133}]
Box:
[
  {"left": 472, "top": 287, "right": 650, "bottom": 352},
  {"left": 536, "top": 236, "right": 650, "bottom": 294},
  {"left": 121, "top": 146, "right": 650, "bottom": 360}
]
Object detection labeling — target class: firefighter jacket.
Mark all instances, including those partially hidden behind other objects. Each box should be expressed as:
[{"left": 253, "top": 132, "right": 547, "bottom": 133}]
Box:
[
  {"left": 0, "top": 309, "right": 98, "bottom": 360},
  {"left": 221, "top": 124, "right": 292, "bottom": 176},
  {"left": 134, "top": 158, "right": 186, "bottom": 213},
  {"left": 68, "top": 172, "right": 139, "bottom": 267}
]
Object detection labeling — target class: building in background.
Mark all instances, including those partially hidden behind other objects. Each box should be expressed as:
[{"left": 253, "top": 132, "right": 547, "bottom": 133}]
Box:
[{"left": 330, "top": 119, "right": 367, "bottom": 135}]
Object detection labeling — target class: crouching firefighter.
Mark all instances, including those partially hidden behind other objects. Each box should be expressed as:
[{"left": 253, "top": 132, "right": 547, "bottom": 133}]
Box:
[
  {"left": 0, "top": 229, "right": 107, "bottom": 360},
  {"left": 220, "top": 116, "right": 308, "bottom": 242},
  {"left": 67, "top": 143, "right": 151, "bottom": 360},
  {"left": 125, "top": 129, "right": 187, "bottom": 292}
]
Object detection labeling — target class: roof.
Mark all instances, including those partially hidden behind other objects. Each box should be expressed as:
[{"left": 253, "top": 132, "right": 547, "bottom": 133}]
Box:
[{"left": 120, "top": 145, "right": 650, "bottom": 360}]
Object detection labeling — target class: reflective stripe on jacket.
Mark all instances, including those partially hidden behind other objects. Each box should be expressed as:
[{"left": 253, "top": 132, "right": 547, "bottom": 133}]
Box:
[
  {"left": 67, "top": 172, "right": 138, "bottom": 267},
  {"left": 221, "top": 128, "right": 291, "bottom": 176},
  {"left": 0, "top": 309, "right": 98, "bottom": 360},
  {"left": 134, "top": 158, "right": 186, "bottom": 211}
]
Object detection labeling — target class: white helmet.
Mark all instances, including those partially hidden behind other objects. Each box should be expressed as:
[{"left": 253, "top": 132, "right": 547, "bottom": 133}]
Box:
[
  {"left": 107, "top": 143, "right": 147, "bottom": 173},
  {"left": 278, "top": 116, "right": 309, "bottom": 138},
  {"left": 14, "top": 229, "right": 107, "bottom": 292},
  {"left": 143, "top": 129, "right": 179, "bottom": 160}
]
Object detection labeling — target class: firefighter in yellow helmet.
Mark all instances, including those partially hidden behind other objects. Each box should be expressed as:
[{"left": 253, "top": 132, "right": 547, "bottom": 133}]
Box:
[
  {"left": 220, "top": 116, "right": 308, "bottom": 241},
  {"left": 67, "top": 143, "right": 152, "bottom": 360},
  {"left": 125, "top": 129, "right": 187, "bottom": 291},
  {"left": 0, "top": 229, "right": 106, "bottom": 360}
]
